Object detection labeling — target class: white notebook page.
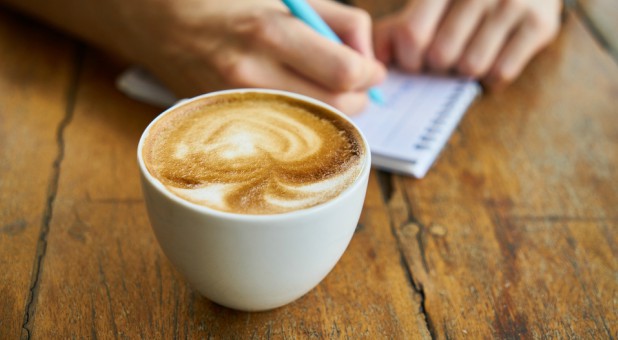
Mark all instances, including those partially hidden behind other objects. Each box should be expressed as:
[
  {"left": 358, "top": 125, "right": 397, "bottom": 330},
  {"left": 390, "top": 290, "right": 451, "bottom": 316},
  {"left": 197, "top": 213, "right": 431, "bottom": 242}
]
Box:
[{"left": 352, "top": 70, "right": 480, "bottom": 177}]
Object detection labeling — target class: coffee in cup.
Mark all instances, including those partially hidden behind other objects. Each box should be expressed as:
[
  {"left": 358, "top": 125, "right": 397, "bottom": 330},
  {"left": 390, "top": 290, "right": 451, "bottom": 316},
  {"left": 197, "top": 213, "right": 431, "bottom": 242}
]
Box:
[
  {"left": 138, "top": 89, "right": 371, "bottom": 311},
  {"left": 141, "top": 92, "right": 365, "bottom": 215}
]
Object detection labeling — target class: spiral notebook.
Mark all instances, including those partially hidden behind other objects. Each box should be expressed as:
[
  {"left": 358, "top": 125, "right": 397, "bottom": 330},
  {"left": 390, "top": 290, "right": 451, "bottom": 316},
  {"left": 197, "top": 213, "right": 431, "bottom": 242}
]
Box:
[{"left": 117, "top": 68, "right": 480, "bottom": 178}]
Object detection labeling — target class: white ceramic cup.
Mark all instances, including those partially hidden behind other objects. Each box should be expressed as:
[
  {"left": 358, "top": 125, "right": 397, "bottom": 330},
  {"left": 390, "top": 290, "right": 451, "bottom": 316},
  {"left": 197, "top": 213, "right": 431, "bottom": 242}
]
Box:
[{"left": 137, "top": 89, "right": 371, "bottom": 311}]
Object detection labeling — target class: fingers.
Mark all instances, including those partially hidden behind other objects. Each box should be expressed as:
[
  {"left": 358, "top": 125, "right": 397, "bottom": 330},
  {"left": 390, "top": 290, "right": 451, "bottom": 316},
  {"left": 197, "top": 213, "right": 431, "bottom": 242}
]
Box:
[
  {"left": 374, "top": 0, "right": 562, "bottom": 87},
  {"left": 457, "top": 1, "right": 524, "bottom": 78},
  {"left": 221, "top": 51, "right": 370, "bottom": 115},
  {"left": 261, "top": 62, "right": 370, "bottom": 115},
  {"left": 483, "top": 22, "right": 544, "bottom": 88},
  {"left": 205, "top": 4, "right": 380, "bottom": 114},
  {"left": 483, "top": 2, "right": 561, "bottom": 89},
  {"left": 392, "top": 0, "right": 451, "bottom": 72},
  {"left": 265, "top": 9, "right": 385, "bottom": 93},
  {"left": 372, "top": 18, "right": 395, "bottom": 64},
  {"left": 426, "top": 0, "right": 489, "bottom": 71}
]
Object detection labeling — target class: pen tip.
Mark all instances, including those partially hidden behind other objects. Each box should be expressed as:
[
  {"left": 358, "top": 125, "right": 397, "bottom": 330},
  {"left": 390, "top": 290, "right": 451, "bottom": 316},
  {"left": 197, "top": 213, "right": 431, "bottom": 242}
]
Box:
[{"left": 369, "top": 88, "right": 386, "bottom": 106}]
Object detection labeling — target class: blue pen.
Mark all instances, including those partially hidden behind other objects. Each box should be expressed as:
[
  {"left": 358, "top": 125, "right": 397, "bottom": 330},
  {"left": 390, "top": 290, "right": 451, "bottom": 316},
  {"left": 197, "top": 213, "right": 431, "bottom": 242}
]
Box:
[{"left": 281, "top": 0, "right": 385, "bottom": 105}]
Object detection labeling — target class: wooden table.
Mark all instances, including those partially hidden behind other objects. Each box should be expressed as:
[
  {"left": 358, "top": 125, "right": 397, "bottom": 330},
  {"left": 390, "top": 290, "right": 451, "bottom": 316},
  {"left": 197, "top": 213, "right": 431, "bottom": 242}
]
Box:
[{"left": 1, "top": 1, "right": 616, "bottom": 338}]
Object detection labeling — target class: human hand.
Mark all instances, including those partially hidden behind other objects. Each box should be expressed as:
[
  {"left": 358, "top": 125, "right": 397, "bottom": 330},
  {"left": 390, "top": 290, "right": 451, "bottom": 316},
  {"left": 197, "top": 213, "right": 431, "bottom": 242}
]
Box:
[
  {"left": 122, "top": 0, "right": 385, "bottom": 114},
  {"left": 373, "top": 0, "right": 562, "bottom": 89},
  {"left": 5, "top": 0, "right": 386, "bottom": 113}
]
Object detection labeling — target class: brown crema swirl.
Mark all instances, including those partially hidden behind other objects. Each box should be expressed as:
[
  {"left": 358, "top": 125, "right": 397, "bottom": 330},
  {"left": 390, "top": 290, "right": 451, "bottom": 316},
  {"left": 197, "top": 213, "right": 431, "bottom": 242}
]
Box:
[{"left": 142, "top": 92, "right": 365, "bottom": 215}]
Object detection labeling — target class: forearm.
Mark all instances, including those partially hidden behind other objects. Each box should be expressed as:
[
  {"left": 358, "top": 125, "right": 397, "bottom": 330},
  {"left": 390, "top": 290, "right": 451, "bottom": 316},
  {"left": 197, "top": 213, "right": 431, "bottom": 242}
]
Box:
[{"left": 1, "top": 0, "right": 162, "bottom": 62}]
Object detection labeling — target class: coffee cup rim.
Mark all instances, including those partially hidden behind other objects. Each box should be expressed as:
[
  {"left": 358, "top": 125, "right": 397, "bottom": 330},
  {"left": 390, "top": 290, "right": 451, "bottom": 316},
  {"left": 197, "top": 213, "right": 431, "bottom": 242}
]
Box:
[{"left": 137, "top": 88, "right": 371, "bottom": 221}]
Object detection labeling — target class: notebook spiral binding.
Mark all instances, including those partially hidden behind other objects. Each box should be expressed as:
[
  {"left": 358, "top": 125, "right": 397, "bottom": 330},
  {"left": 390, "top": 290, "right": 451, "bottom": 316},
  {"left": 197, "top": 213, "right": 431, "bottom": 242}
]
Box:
[{"left": 415, "top": 81, "right": 466, "bottom": 151}]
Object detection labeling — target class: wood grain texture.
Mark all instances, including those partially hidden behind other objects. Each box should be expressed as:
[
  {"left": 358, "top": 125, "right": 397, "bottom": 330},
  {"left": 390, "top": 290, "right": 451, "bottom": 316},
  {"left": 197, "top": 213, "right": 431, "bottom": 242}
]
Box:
[
  {"left": 0, "top": 7, "right": 78, "bottom": 339},
  {"left": 2, "top": 1, "right": 617, "bottom": 338},
  {"left": 24, "top": 52, "right": 428, "bottom": 338},
  {"left": 384, "top": 12, "right": 618, "bottom": 339}
]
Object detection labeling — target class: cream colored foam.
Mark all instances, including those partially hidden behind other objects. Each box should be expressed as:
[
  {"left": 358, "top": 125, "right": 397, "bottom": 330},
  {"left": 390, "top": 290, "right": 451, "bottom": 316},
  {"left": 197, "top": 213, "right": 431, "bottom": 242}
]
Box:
[{"left": 142, "top": 92, "right": 365, "bottom": 215}]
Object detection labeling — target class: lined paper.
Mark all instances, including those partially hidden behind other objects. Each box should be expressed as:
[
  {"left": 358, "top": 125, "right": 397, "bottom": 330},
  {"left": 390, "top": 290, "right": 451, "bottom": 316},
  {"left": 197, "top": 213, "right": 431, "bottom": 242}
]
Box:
[{"left": 352, "top": 70, "right": 480, "bottom": 177}]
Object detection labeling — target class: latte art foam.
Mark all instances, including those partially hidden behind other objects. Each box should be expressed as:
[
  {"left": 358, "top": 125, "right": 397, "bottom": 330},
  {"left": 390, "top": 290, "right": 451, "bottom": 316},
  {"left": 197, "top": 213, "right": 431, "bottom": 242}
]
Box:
[{"left": 142, "top": 92, "right": 365, "bottom": 214}]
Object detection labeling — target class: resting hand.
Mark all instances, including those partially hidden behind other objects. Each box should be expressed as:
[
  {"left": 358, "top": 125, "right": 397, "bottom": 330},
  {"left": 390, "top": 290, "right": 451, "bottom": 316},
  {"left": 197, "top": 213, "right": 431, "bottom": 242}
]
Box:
[{"left": 374, "top": 0, "right": 562, "bottom": 89}]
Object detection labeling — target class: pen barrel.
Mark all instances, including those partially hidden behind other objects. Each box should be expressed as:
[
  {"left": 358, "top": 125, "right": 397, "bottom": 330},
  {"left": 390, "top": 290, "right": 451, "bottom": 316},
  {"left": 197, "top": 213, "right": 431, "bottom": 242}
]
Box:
[{"left": 282, "top": 0, "right": 342, "bottom": 43}]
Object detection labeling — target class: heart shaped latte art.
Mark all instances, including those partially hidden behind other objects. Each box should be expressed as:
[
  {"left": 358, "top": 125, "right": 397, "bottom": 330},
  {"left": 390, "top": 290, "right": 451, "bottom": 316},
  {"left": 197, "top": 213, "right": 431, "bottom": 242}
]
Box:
[{"left": 143, "top": 93, "right": 365, "bottom": 214}]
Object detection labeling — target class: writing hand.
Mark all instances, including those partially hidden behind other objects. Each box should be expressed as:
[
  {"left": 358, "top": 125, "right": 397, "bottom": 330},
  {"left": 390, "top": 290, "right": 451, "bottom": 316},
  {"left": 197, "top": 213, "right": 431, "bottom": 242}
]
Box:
[
  {"left": 140, "top": 0, "right": 386, "bottom": 114},
  {"left": 4, "top": 0, "right": 385, "bottom": 114}
]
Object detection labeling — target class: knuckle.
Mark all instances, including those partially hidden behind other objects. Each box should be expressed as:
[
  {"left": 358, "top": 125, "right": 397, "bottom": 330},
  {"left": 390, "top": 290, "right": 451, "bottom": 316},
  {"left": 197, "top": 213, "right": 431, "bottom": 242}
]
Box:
[
  {"left": 348, "top": 8, "right": 372, "bottom": 30},
  {"left": 332, "top": 59, "right": 364, "bottom": 91},
  {"left": 397, "top": 23, "right": 431, "bottom": 50},
  {"left": 220, "top": 57, "right": 254, "bottom": 87},
  {"left": 543, "top": 17, "right": 561, "bottom": 40},
  {"left": 526, "top": 6, "right": 559, "bottom": 31},
  {"left": 336, "top": 8, "right": 372, "bottom": 38},
  {"left": 502, "top": 0, "right": 526, "bottom": 11},
  {"left": 530, "top": 16, "right": 560, "bottom": 44},
  {"left": 237, "top": 9, "right": 279, "bottom": 46}
]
